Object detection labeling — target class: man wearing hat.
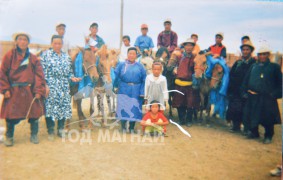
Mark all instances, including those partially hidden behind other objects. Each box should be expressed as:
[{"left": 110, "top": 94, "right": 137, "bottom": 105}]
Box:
[
  {"left": 134, "top": 24, "right": 154, "bottom": 56},
  {"left": 0, "top": 32, "right": 46, "bottom": 146},
  {"left": 191, "top": 33, "right": 201, "bottom": 55},
  {"left": 207, "top": 33, "right": 226, "bottom": 58},
  {"left": 56, "top": 23, "right": 70, "bottom": 55},
  {"left": 85, "top": 22, "right": 105, "bottom": 53},
  {"left": 241, "top": 46, "right": 282, "bottom": 144},
  {"left": 157, "top": 19, "right": 178, "bottom": 54},
  {"left": 226, "top": 41, "right": 256, "bottom": 133},
  {"left": 170, "top": 38, "right": 200, "bottom": 127}
]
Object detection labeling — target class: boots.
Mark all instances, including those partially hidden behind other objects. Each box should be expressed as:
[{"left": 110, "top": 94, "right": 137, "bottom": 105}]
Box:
[
  {"left": 45, "top": 117, "right": 55, "bottom": 141},
  {"left": 57, "top": 119, "right": 66, "bottom": 138},
  {"left": 29, "top": 119, "right": 39, "bottom": 144},
  {"left": 177, "top": 107, "right": 186, "bottom": 125},
  {"left": 186, "top": 108, "right": 193, "bottom": 127},
  {"left": 4, "top": 121, "right": 15, "bottom": 147}
]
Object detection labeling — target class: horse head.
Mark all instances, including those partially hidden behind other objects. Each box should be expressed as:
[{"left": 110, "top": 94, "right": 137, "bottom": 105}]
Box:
[
  {"left": 140, "top": 56, "right": 154, "bottom": 74},
  {"left": 96, "top": 45, "right": 120, "bottom": 84},
  {"left": 77, "top": 47, "right": 99, "bottom": 83},
  {"left": 210, "top": 64, "right": 224, "bottom": 89},
  {"left": 194, "top": 53, "right": 207, "bottom": 78}
]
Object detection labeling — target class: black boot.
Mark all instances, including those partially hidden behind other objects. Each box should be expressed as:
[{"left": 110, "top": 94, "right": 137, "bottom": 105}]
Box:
[
  {"left": 177, "top": 107, "right": 186, "bottom": 125},
  {"left": 129, "top": 121, "right": 137, "bottom": 134},
  {"left": 4, "top": 121, "right": 15, "bottom": 147},
  {"left": 29, "top": 119, "right": 39, "bottom": 144},
  {"left": 57, "top": 119, "right": 66, "bottom": 138},
  {"left": 45, "top": 117, "right": 55, "bottom": 141},
  {"left": 186, "top": 108, "right": 193, "bottom": 127}
]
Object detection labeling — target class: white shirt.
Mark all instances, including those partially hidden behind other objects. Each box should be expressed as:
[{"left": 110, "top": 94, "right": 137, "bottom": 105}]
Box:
[{"left": 119, "top": 44, "right": 130, "bottom": 62}]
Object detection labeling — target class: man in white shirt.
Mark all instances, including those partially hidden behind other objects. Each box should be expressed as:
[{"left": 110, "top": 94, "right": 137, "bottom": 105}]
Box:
[
  {"left": 119, "top": 35, "right": 131, "bottom": 62},
  {"left": 56, "top": 23, "right": 70, "bottom": 55}
]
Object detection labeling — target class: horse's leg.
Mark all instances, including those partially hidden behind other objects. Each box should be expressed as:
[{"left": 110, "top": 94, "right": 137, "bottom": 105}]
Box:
[
  {"left": 168, "top": 93, "right": 173, "bottom": 117},
  {"left": 199, "top": 93, "right": 205, "bottom": 124},
  {"left": 106, "top": 94, "right": 112, "bottom": 116},
  {"left": 99, "top": 93, "right": 106, "bottom": 127},
  {"left": 205, "top": 94, "right": 211, "bottom": 127},
  {"left": 88, "top": 91, "right": 95, "bottom": 130},
  {"left": 97, "top": 91, "right": 102, "bottom": 117},
  {"left": 76, "top": 99, "right": 86, "bottom": 130}
]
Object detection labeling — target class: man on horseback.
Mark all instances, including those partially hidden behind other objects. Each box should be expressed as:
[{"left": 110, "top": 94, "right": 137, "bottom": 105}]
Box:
[
  {"left": 85, "top": 22, "right": 105, "bottom": 53},
  {"left": 157, "top": 19, "right": 178, "bottom": 54},
  {"left": 55, "top": 22, "right": 70, "bottom": 55},
  {"left": 134, "top": 24, "right": 154, "bottom": 57},
  {"left": 206, "top": 33, "right": 227, "bottom": 59}
]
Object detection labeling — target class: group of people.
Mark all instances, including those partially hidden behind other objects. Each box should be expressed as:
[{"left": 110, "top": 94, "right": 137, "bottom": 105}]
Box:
[{"left": 0, "top": 19, "right": 282, "bottom": 147}]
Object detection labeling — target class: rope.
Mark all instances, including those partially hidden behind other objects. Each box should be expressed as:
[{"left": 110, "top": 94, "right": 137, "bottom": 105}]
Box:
[{"left": 25, "top": 97, "right": 44, "bottom": 119}]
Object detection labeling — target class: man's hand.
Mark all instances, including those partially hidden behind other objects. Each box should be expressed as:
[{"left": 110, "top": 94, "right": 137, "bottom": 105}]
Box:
[
  {"left": 35, "top": 94, "right": 41, "bottom": 99},
  {"left": 46, "top": 85, "right": 50, "bottom": 97},
  {"left": 4, "top": 91, "right": 11, "bottom": 99},
  {"left": 71, "top": 77, "right": 82, "bottom": 82},
  {"left": 213, "top": 54, "right": 220, "bottom": 59}
]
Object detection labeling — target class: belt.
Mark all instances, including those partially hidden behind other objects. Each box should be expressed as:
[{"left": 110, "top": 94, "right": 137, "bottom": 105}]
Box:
[
  {"left": 11, "top": 82, "right": 32, "bottom": 87},
  {"left": 122, "top": 82, "right": 140, "bottom": 86},
  {"left": 175, "top": 79, "right": 192, "bottom": 86}
]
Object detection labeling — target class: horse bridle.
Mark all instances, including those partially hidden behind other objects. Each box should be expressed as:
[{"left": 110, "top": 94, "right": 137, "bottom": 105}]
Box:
[
  {"left": 194, "top": 64, "right": 222, "bottom": 82},
  {"left": 83, "top": 63, "right": 97, "bottom": 76}
]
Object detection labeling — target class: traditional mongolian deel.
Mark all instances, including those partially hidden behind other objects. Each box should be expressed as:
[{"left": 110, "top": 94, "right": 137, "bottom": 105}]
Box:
[
  {"left": 0, "top": 48, "right": 46, "bottom": 119},
  {"left": 115, "top": 60, "right": 146, "bottom": 121},
  {"left": 41, "top": 49, "right": 74, "bottom": 121}
]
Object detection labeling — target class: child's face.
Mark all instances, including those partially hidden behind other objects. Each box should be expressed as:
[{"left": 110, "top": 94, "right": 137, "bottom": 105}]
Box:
[
  {"left": 151, "top": 104, "right": 160, "bottom": 114},
  {"left": 152, "top": 64, "right": 162, "bottom": 77},
  {"left": 123, "top": 38, "right": 130, "bottom": 46}
]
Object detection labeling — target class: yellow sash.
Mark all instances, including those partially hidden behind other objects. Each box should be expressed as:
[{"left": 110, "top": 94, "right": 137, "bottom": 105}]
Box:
[{"left": 175, "top": 79, "right": 192, "bottom": 86}]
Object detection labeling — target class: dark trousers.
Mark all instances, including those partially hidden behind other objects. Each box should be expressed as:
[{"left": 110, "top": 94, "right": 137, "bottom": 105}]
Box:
[
  {"left": 250, "top": 124, "right": 274, "bottom": 139},
  {"left": 45, "top": 117, "right": 65, "bottom": 135},
  {"left": 232, "top": 116, "right": 242, "bottom": 130},
  {"left": 5, "top": 118, "right": 38, "bottom": 138},
  {"left": 177, "top": 107, "right": 193, "bottom": 125},
  {"left": 121, "top": 120, "right": 135, "bottom": 131}
]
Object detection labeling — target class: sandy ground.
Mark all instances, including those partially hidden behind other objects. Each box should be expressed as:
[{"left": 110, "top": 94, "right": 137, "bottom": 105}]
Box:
[{"left": 0, "top": 97, "right": 282, "bottom": 180}]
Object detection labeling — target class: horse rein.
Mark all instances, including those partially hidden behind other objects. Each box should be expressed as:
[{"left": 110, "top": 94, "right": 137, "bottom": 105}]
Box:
[{"left": 83, "top": 63, "right": 96, "bottom": 76}]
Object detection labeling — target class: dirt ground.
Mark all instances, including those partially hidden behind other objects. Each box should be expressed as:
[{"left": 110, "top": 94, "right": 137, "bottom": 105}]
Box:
[{"left": 0, "top": 98, "right": 282, "bottom": 180}]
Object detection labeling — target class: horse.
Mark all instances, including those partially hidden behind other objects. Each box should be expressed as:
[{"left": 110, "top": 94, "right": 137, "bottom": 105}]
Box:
[
  {"left": 70, "top": 47, "right": 100, "bottom": 131},
  {"left": 193, "top": 52, "right": 225, "bottom": 126},
  {"left": 89, "top": 45, "right": 119, "bottom": 128},
  {"left": 139, "top": 52, "right": 154, "bottom": 75}
]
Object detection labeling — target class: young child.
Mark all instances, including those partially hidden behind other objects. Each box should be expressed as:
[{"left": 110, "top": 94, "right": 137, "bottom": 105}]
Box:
[
  {"left": 144, "top": 61, "right": 169, "bottom": 111},
  {"left": 140, "top": 101, "right": 169, "bottom": 136}
]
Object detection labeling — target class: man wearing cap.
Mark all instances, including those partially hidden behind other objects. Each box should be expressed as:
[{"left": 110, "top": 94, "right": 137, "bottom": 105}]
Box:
[
  {"left": 157, "top": 19, "right": 178, "bottom": 54},
  {"left": 0, "top": 32, "right": 46, "bottom": 146},
  {"left": 134, "top": 24, "right": 154, "bottom": 56},
  {"left": 85, "top": 22, "right": 105, "bottom": 53},
  {"left": 56, "top": 23, "right": 70, "bottom": 55},
  {"left": 241, "top": 35, "right": 250, "bottom": 44},
  {"left": 191, "top": 34, "right": 200, "bottom": 55},
  {"left": 207, "top": 33, "right": 226, "bottom": 59},
  {"left": 241, "top": 46, "right": 282, "bottom": 144},
  {"left": 226, "top": 41, "right": 256, "bottom": 133},
  {"left": 169, "top": 38, "right": 200, "bottom": 127}
]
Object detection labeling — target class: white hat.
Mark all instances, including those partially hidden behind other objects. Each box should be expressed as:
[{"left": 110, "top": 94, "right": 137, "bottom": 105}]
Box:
[
  {"left": 181, "top": 38, "right": 195, "bottom": 46},
  {"left": 257, "top": 46, "right": 271, "bottom": 54},
  {"left": 12, "top": 32, "right": 31, "bottom": 42},
  {"left": 164, "top": 18, "right": 172, "bottom": 24}
]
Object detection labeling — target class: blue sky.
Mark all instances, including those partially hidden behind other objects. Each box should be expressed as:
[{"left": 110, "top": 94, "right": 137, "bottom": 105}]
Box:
[{"left": 0, "top": 0, "right": 283, "bottom": 53}]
